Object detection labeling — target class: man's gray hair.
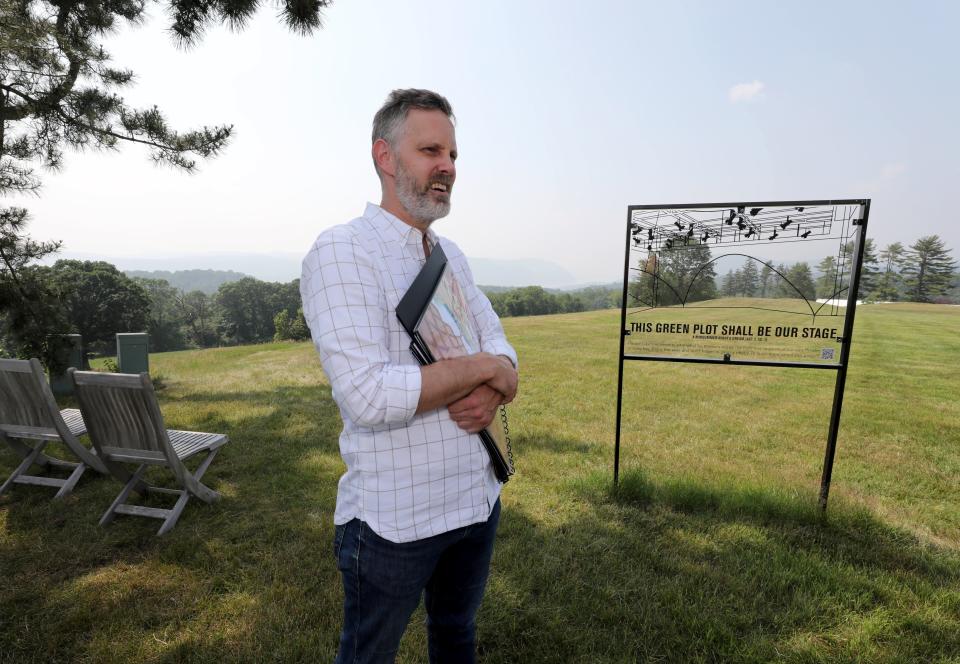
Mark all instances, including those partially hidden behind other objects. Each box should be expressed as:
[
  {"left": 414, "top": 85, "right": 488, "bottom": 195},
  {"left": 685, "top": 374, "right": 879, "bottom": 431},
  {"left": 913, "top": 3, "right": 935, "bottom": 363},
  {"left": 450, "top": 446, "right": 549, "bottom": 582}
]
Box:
[{"left": 371, "top": 89, "right": 455, "bottom": 174}]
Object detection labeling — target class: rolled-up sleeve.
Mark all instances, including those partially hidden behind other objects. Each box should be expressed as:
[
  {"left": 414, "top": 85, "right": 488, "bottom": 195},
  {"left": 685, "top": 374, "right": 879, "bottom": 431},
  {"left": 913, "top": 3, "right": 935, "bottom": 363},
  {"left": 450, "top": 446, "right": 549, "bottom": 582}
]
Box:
[{"left": 301, "top": 228, "right": 421, "bottom": 427}]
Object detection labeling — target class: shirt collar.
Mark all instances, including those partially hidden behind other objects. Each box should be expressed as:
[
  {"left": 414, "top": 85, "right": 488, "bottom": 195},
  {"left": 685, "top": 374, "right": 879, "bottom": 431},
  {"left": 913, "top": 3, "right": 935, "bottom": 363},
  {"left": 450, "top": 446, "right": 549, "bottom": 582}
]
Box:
[{"left": 364, "top": 202, "right": 438, "bottom": 250}]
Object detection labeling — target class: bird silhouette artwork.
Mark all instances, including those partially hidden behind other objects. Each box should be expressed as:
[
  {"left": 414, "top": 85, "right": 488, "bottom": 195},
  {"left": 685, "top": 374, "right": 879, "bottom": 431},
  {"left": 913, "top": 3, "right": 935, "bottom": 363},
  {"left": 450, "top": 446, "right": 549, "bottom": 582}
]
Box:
[
  {"left": 726, "top": 209, "right": 736, "bottom": 225},
  {"left": 648, "top": 229, "right": 654, "bottom": 241},
  {"left": 801, "top": 230, "right": 812, "bottom": 238},
  {"left": 744, "top": 228, "right": 755, "bottom": 238},
  {"left": 795, "top": 206, "right": 805, "bottom": 212},
  {"left": 674, "top": 220, "right": 684, "bottom": 230},
  {"left": 780, "top": 216, "right": 793, "bottom": 230},
  {"left": 737, "top": 218, "right": 747, "bottom": 231},
  {"left": 768, "top": 229, "right": 779, "bottom": 240},
  {"left": 750, "top": 207, "right": 763, "bottom": 216}
]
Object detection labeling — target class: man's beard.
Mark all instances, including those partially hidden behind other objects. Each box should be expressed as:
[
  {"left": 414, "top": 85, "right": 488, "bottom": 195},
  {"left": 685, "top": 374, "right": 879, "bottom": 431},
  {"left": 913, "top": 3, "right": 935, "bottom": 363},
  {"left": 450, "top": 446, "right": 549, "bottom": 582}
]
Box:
[{"left": 394, "top": 158, "right": 452, "bottom": 226}]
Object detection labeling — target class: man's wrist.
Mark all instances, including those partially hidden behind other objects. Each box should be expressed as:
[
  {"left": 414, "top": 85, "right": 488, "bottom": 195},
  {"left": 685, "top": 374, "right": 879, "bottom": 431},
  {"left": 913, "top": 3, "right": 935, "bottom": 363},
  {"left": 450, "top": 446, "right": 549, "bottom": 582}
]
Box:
[{"left": 462, "top": 353, "right": 493, "bottom": 384}]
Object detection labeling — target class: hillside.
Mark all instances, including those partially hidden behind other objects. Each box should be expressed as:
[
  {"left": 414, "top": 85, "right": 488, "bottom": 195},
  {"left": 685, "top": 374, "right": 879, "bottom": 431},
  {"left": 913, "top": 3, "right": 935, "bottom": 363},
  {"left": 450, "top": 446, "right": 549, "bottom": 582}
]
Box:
[{"left": 125, "top": 268, "right": 250, "bottom": 294}]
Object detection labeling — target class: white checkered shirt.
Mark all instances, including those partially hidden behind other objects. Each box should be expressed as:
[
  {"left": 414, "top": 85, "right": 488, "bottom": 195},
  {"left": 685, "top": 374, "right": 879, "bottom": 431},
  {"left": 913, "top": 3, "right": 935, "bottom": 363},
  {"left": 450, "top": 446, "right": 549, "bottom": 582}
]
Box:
[{"left": 301, "top": 203, "right": 518, "bottom": 543}]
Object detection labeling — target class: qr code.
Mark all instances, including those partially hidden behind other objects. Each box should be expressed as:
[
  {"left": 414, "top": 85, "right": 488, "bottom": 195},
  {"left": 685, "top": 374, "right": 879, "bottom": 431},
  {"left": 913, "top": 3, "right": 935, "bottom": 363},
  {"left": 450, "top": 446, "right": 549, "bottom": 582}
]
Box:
[{"left": 821, "top": 348, "right": 835, "bottom": 360}]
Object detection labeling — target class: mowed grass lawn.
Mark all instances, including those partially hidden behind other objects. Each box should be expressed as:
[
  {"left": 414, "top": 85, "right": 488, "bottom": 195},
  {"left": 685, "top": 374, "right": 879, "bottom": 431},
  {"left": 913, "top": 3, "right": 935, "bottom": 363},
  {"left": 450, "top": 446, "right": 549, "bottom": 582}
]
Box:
[{"left": 1, "top": 303, "right": 959, "bottom": 663}]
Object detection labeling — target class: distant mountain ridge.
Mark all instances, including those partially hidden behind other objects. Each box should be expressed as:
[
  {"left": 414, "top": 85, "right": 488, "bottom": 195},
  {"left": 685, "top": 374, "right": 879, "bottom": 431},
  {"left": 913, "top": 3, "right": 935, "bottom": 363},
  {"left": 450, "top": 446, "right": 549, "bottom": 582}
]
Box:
[
  {"left": 467, "top": 257, "right": 577, "bottom": 288},
  {"left": 480, "top": 281, "right": 621, "bottom": 294},
  {"left": 126, "top": 269, "right": 251, "bottom": 294},
  {"left": 62, "top": 251, "right": 596, "bottom": 289}
]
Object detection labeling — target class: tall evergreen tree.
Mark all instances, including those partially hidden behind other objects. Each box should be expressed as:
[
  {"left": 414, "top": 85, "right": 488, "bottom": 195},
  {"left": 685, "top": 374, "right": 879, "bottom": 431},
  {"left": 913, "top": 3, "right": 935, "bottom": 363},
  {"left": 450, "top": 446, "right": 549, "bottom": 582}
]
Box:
[
  {"left": 874, "top": 242, "right": 906, "bottom": 301},
  {"left": 632, "top": 244, "right": 717, "bottom": 307},
  {"left": 720, "top": 270, "right": 735, "bottom": 297},
  {"left": 773, "top": 264, "right": 789, "bottom": 298},
  {"left": 0, "top": 207, "right": 68, "bottom": 363},
  {"left": 739, "top": 260, "right": 760, "bottom": 297},
  {"left": 816, "top": 256, "right": 840, "bottom": 300},
  {"left": 759, "top": 262, "right": 775, "bottom": 298},
  {"left": 786, "top": 262, "right": 816, "bottom": 301},
  {"left": 902, "top": 235, "right": 957, "bottom": 302},
  {"left": 857, "top": 238, "right": 879, "bottom": 299},
  {"left": 837, "top": 238, "right": 878, "bottom": 299}
]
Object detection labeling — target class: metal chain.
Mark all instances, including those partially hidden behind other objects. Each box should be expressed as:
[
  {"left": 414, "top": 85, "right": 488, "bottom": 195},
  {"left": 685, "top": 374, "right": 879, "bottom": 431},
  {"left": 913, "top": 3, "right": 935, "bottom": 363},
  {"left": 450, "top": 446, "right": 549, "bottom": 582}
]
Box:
[{"left": 500, "top": 405, "right": 514, "bottom": 474}]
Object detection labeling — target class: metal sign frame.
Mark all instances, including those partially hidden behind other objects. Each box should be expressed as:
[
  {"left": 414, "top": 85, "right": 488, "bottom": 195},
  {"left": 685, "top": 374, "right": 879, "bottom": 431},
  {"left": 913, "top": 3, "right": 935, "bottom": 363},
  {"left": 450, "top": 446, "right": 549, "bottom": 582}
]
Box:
[{"left": 613, "top": 199, "right": 871, "bottom": 509}]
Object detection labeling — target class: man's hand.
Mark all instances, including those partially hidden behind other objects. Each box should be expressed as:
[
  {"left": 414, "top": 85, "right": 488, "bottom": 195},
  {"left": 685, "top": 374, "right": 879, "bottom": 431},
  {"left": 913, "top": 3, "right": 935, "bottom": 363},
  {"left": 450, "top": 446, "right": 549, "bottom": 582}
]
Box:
[
  {"left": 448, "top": 384, "right": 503, "bottom": 433},
  {"left": 486, "top": 355, "right": 518, "bottom": 404},
  {"left": 417, "top": 352, "right": 518, "bottom": 415}
]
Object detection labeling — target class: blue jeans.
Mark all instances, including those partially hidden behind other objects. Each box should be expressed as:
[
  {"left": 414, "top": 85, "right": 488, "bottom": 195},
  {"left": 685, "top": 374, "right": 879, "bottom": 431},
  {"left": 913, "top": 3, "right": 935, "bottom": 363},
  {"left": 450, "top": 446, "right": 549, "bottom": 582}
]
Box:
[{"left": 333, "top": 499, "right": 501, "bottom": 664}]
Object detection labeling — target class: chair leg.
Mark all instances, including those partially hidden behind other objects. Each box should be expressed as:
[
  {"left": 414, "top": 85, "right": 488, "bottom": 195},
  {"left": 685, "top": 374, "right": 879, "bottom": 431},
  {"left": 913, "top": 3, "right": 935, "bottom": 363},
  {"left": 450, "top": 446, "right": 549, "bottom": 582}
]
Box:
[
  {"left": 98, "top": 448, "right": 224, "bottom": 535},
  {"left": 157, "top": 490, "right": 191, "bottom": 536},
  {"left": 0, "top": 441, "right": 49, "bottom": 496},
  {"left": 104, "top": 460, "right": 150, "bottom": 497},
  {"left": 53, "top": 462, "right": 87, "bottom": 500},
  {"left": 100, "top": 464, "right": 148, "bottom": 527},
  {"left": 2, "top": 436, "right": 54, "bottom": 469},
  {"left": 155, "top": 448, "right": 223, "bottom": 534},
  {"left": 185, "top": 448, "right": 222, "bottom": 504}
]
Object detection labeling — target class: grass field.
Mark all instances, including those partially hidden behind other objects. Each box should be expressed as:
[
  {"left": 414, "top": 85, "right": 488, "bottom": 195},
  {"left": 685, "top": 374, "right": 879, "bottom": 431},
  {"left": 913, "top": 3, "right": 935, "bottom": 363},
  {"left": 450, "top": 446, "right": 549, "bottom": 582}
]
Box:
[{"left": 1, "top": 303, "right": 959, "bottom": 662}]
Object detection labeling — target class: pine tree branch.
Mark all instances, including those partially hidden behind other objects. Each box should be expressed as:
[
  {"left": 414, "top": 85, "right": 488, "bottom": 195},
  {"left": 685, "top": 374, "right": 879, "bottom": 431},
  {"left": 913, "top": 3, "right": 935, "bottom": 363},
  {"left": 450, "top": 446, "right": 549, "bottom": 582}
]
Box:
[
  {"left": 0, "top": 1, "right": 82, "bottom": 121},
  {"left": 0, "top": 66, "right": 70, "bottom": 77},
  {"left": 3, "top": 83, "right": 227, "bottom": 156}
]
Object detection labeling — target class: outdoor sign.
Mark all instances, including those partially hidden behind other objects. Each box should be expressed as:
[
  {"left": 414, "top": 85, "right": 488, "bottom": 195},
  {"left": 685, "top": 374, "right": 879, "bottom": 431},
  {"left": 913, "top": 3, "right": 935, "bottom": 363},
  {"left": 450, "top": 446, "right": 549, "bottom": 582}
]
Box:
[{"left": 614, "top": 200, "right": 871, "bottom": 509}]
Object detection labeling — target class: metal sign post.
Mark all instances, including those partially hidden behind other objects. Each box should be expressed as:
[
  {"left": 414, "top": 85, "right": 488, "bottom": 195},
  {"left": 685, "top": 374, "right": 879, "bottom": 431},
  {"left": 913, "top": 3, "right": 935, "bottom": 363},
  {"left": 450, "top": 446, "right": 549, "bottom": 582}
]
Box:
[{"left": 613, "top": 199, "right": 871, "bottom": 510}]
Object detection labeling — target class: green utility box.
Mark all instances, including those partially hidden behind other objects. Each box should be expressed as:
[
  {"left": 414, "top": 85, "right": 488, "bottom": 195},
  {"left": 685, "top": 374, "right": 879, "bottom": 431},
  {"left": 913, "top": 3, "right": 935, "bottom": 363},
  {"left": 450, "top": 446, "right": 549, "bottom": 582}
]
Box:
[
  {"left": 117, "top": 332, "right": 150, "bottom": 374},
  {"left": 49, "top": 334, "right": 84, "bottom": 396}
]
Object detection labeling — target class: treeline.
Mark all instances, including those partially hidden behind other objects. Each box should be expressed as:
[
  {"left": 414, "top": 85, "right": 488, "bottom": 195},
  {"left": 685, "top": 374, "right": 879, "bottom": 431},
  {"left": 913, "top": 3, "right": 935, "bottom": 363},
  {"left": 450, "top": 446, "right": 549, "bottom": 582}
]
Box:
[
  {"left": 719, "top": 261, "right": 816, "bottom": 300},
  {"left": 848, "top": 236, "right": 957, "bottom": 303},
  {"left": 0, "top": 260, "right": 309, "bottom": 359},
  {"left": 139, "top": 273, "right": 310, "bottom": 352},
  {"left": 484, "top": 285, "right": 620, "bottom": 318},
  {"left": 719, "top": 236, "right": 958, "bottom": 303},
  {"left": 0, "top": 259, "right": 624, "bottom": 362}
]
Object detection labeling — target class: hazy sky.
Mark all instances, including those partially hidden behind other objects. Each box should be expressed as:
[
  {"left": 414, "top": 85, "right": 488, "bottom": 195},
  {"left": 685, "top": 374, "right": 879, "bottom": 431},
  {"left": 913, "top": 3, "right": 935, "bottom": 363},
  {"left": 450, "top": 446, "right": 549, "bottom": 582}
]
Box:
[{"left": 13, "top": 0, "right": 960, "bottom": 284}]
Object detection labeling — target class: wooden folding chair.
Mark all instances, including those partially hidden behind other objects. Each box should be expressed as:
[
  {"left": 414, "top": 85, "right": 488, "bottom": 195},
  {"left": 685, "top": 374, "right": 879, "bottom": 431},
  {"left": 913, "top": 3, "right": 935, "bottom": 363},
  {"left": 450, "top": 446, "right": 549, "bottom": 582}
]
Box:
[
  {"left": 0, "top": 358, "right": 107, "bottom": 499},
  {"left": 69, "top": 369, "right": 229, "bottom": 536}
]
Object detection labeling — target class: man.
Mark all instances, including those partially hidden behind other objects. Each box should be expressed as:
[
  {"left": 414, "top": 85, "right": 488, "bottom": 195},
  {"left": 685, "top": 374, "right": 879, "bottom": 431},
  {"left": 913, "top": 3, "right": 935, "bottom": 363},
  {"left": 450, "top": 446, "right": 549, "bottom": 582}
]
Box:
[{"left": 300, "top": 89, "right": 519, "bottom": 663}]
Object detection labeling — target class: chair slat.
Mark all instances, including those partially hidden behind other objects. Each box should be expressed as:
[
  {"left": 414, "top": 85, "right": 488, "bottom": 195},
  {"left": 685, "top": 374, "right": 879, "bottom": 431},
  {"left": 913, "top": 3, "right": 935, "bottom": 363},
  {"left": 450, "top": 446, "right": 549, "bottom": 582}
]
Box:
[
  {"left": 168, "top": 430, "right": 227, "bottom": 460},
  {"left": 0, "top": 370, "right": 57, "bottom": 430},
  {"left": 13, "top": 475, "right": 67, "bottom": 488},
  {"left": 0, "top": 359, "right": 105, "bottom": 499},
  {"left": 114, "top": 504, "right": 171, "bottom": 519},
  {"left": 60, "top": 409, "right": 87, "bottom": 437},
  {"left": 69, "top": 370, "right": 229, "bottom": 535}
]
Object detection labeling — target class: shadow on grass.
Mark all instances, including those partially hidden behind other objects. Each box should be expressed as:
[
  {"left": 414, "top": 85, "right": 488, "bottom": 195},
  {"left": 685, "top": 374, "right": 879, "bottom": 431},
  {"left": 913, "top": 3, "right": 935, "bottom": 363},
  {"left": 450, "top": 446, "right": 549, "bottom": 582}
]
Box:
[
  {"left": 3, "top": 400, "right": 960, "bottom": 662},
  {"left": 510, "top": 430, "right": 595, "bottom": 455},
  {"left": 476, "top": 469, "right": 960, "bottom": 663},
  {"left": 0, "top": 382, "right": 346, "bottom": 662}
]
